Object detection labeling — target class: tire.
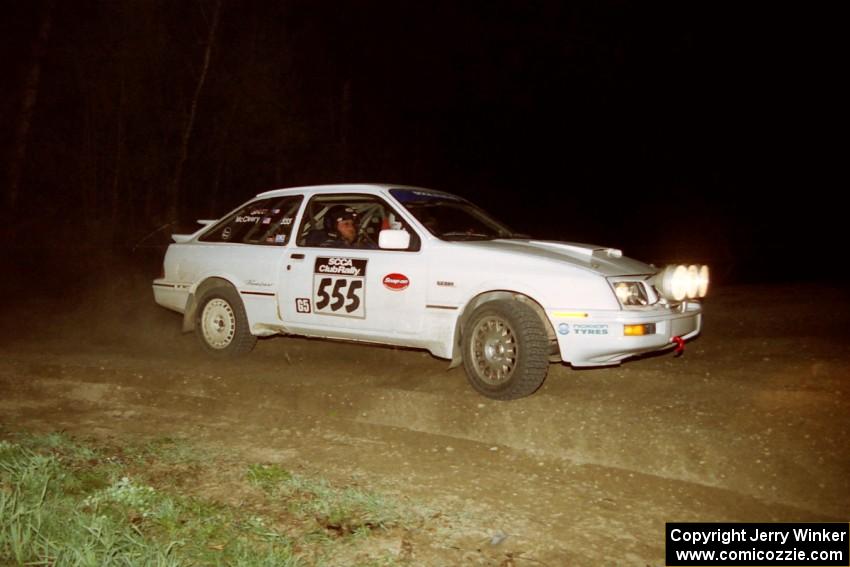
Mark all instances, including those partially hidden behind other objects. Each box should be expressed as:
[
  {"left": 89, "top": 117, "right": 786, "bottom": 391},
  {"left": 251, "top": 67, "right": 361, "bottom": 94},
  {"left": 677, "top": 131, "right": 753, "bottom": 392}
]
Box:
[
  {"left": 462, "top": 299, "right": 549, "bottom": 400},
  {"left": 195, "top": 286, "right": 257, "bottom": 356}
]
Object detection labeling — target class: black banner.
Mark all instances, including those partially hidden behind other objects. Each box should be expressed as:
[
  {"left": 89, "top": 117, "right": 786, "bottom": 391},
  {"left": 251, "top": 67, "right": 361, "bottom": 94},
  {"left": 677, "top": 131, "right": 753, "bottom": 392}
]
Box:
[
  {"left": 314, "top": 256, "right": 367, "bottom": 277},
  {"left": 666, "top": 523, "right": 849, "bottom": 566}
]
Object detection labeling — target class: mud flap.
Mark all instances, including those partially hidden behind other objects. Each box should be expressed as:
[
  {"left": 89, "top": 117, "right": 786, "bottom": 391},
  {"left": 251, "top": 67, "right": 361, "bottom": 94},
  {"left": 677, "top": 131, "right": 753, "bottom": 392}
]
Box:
[{"left": 181, "top": 294, "right": 196, "bottom": 333}]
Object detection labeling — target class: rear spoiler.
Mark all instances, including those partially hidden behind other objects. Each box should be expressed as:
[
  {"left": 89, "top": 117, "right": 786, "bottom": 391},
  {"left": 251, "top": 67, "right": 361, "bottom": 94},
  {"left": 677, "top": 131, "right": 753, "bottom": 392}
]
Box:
[{"left": 171, "top": 219, "right": 216, "bottom": 243}]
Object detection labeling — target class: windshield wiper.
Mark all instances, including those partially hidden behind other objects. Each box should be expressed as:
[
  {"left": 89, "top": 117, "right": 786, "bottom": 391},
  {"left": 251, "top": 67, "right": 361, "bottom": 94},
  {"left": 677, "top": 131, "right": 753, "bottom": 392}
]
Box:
[{"left": 440, "top": 231, "right": 495, "bottom": 241}]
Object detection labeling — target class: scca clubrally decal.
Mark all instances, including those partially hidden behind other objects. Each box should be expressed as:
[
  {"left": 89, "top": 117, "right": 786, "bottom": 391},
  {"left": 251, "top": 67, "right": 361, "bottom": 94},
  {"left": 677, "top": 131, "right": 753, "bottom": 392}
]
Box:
[{"left": 312, "top": 257, "right": 367, "bottom": 318}]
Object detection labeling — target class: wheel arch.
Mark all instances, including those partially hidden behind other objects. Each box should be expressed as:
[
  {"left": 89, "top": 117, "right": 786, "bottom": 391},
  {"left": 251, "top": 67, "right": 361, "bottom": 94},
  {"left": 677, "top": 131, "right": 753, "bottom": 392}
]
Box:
[
  {"left": 181, "top": 276, "right": 239, "bottom": 333},
  {"left": 449, "top": 290, "right": 556, "bottom": 368}
]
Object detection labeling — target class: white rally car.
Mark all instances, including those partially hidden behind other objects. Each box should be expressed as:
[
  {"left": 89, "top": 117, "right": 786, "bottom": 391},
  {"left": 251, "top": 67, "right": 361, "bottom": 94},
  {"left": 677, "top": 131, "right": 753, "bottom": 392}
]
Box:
[{"left": 153, "top": 184, "right": 708, "bottom": 399}]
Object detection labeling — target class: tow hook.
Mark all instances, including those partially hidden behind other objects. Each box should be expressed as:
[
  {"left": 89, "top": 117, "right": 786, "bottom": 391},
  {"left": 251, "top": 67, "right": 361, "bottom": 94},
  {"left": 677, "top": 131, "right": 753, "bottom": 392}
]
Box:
[{"left": 671, "top": 336, "right": 685, "bottom": 357}]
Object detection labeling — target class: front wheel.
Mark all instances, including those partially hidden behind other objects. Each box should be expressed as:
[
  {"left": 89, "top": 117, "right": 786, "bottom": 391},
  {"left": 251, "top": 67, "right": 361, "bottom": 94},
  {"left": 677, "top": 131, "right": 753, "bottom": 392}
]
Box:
[
  {"left": 461, "top": 299, "right": 549, "bottom": 400},
  {"left": 195, "top": 287, "right": 257, "bottom": 356}
]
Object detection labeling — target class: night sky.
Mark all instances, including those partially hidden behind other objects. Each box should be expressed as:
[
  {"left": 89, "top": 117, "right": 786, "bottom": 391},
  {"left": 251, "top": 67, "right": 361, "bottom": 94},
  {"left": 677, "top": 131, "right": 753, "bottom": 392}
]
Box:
[{"left": 1, "top": 1, "right": 841, "bottom": 283}]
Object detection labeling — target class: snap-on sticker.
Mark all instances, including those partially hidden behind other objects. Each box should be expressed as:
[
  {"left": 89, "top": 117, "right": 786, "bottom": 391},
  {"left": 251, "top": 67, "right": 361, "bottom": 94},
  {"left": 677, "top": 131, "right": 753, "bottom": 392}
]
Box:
[{"left": 383, "top": 273, "right": 409, "bottom": 291}]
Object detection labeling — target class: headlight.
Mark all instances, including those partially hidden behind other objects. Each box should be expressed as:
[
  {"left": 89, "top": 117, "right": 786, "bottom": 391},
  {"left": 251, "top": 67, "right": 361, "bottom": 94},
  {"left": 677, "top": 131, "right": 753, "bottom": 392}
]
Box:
[
  {"left": 653, "top": 264, "right": 710, "bottom": 302},
  {"left": 613, "top": 281, "right": 649, "bottom": 306}
]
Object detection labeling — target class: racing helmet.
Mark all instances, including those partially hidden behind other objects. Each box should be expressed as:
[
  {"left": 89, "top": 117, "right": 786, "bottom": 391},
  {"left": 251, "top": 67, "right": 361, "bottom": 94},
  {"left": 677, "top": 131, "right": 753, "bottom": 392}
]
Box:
[{"left": 323, "top": 205, "right": 359, "bottom": 233}]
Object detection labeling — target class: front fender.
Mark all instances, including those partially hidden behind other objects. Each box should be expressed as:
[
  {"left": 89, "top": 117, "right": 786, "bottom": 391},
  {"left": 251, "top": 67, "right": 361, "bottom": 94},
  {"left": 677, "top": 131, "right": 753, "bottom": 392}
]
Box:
[{"left": 447, "top": 282, "right": 555, "bottom": 368}]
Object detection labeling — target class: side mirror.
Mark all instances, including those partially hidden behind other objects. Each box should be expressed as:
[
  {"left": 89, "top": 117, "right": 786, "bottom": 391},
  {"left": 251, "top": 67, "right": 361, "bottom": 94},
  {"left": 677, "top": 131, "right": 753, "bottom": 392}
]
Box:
[{"left": 378, "top": 229, "right": 410, "bottom": 250}]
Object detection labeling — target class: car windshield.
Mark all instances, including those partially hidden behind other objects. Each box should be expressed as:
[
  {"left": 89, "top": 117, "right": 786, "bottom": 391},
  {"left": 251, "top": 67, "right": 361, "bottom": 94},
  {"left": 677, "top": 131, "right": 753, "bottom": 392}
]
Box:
[{"left": 390, "top": 188, "right": 524, "bottom": 241}]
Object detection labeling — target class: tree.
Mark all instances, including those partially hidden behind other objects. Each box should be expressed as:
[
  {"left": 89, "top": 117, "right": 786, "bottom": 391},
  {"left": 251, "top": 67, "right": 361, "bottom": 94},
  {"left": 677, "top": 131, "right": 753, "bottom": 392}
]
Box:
[
  {"left": 6, "top": 0, "right": 54, "bottom": 228},
  {"left": 167, "top": 0, "right": 224, "bottom": 223}
]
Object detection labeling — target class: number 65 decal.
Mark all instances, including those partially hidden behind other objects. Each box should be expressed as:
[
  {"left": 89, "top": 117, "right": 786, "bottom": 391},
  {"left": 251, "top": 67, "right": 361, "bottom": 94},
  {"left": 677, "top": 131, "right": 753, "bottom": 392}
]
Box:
[{"left": 313, "top": 277, "right": 365, "bottom": 317}]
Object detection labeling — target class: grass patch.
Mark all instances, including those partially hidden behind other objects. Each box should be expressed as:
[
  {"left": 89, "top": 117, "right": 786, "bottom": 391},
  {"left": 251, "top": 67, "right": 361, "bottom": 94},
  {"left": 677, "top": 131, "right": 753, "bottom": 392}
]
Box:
[
  {"left": 1, "top": 431, "right": 413, "bottom": 566},
  {"left": 246, "top": 464, "right": 405, "bottom": 537},
  {"left": 247, "top": 462, "right": 293, "bottom": 491}
]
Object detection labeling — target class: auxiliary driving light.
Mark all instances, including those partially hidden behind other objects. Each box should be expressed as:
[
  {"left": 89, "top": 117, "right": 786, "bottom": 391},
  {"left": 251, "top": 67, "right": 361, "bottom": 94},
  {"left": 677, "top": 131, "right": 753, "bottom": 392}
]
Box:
[
  {"left": 686, "top": 265, "right": 700, "bottom": 299},
  {"left": 697, "top": 265, "right": 710, "bottom": 297},
  {"left": 653, "top": 264, "right": 710, "bottom": 302}
]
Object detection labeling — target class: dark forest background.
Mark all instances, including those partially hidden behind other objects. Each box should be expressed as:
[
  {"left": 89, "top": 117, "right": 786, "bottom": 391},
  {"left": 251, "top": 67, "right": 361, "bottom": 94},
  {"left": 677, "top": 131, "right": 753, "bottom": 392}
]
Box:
[{"left": 1, "top": 1, "right": 841, "bottom": 284}]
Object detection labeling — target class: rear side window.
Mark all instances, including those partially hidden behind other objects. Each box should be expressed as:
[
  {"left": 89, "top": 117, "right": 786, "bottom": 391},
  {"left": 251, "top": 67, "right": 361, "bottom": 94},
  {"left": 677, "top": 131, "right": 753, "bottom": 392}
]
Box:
[{"left": 199, "top": 195, "right": 303, "bottom": 245}]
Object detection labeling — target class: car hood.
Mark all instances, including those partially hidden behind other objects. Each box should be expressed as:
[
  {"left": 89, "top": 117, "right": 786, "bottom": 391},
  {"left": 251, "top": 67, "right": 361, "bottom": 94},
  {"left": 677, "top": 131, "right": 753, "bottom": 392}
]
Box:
[{"left": 459, "top": 239, "right": 655, "bottom": 277}]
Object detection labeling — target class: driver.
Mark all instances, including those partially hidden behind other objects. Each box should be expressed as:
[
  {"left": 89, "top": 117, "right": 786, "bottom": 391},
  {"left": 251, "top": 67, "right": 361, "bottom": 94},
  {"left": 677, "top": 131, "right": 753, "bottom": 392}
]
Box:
[{"left": 320, "top": 205, "right": 376, "bottom": 249}]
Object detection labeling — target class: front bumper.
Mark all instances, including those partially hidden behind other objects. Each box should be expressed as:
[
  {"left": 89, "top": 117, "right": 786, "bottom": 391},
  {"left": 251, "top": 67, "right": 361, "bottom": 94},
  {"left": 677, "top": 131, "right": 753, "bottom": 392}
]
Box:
[{"left": 549, "top": 301, "right": 702, "bottom": 367}]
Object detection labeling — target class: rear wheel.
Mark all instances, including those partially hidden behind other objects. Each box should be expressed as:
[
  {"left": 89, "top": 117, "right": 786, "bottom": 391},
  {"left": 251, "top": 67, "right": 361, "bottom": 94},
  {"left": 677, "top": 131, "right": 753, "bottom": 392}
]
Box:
[
  {"left": 462, "top": 299, "right": 549, "bottom": 400},
  {"left": 195, "top": 287, "right": 257, "bottom": 356}
]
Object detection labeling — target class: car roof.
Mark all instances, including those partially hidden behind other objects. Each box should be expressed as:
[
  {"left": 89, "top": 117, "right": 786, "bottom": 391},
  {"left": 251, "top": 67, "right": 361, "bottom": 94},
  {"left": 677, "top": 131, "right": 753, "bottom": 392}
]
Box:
[{"left": 255, "top": 183, "right": 429, "bottom": 199}]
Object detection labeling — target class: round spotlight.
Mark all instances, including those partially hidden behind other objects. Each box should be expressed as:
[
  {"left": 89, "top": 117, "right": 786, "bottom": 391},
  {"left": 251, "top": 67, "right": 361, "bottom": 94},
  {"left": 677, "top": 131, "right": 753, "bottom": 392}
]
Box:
[
  {"left": 671, "top": 265, "right": 689, "bottom": 301},
  {"left": 655, "top": 264, "right": 689, "bottom": 302},
  {"left": 698, "top": 265, "right": 710, "bottom": 297},
  {"left": 686, "top": 265, "right": 700, "bottom": 299}
]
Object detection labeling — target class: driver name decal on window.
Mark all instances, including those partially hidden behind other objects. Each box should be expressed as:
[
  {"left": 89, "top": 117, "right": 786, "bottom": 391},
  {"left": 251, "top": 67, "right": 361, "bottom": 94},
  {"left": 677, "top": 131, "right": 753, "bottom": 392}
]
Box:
[{"left": 312, "top": 257, "right": 367, "bottom": 318}]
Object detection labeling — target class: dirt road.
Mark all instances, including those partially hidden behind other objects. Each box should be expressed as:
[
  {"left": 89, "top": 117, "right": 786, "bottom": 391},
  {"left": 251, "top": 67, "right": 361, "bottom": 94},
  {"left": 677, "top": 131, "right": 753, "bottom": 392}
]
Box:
[{"left": 1, "top": 277, "right": 848, "bottom": 565}]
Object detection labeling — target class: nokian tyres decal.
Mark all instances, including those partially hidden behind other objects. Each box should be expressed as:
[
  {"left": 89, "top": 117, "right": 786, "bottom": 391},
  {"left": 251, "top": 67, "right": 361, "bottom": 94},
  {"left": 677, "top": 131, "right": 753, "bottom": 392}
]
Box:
[{"left": 313, "top": 257, "right": 367, "bottom": 318}]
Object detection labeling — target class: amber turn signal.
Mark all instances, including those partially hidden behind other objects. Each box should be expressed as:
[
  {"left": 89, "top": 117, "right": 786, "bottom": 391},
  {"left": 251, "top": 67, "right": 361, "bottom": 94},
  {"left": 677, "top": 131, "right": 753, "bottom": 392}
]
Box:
[{"left": 624, "top": 323, "right": 655, "bottom": 336}]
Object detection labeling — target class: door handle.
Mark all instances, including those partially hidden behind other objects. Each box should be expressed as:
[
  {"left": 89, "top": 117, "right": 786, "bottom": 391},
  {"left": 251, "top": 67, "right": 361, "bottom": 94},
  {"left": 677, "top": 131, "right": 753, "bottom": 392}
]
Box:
[{"left": 290, "top": 253, "right": 305, "bottom": 260}]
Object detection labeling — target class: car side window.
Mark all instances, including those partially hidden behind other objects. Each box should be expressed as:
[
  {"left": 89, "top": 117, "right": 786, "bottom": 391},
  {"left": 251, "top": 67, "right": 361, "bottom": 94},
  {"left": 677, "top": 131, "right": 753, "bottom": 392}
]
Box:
[
  {"left": 199, "top": 196, "right": 303, "bottom": 245},
  {"left": 296, "top": 194, "right": 420, "bottom": 251}
]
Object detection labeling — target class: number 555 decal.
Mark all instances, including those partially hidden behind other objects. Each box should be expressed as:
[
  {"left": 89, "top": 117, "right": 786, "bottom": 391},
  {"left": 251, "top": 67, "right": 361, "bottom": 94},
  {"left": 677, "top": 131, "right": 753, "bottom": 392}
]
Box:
[{"left": 312, "top": 257, "right": 367, "bottom": 318}]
